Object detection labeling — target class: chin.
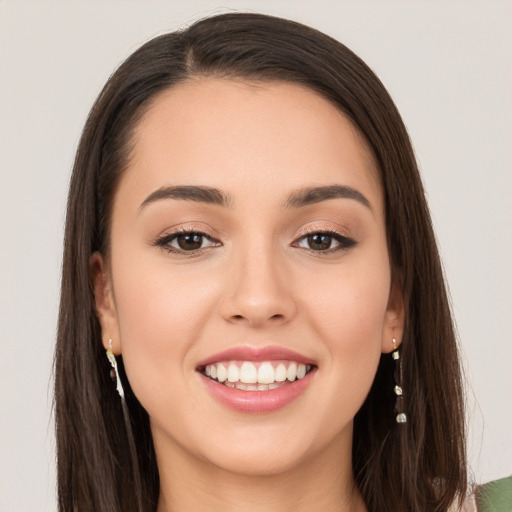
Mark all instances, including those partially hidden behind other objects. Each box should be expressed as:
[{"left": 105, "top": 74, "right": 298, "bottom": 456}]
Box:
[
  {"left": 193, "top": 419, "right": 349, "bottom": 478},
  {"left": 207, "top": 446, "right": 311, "bottom": 477}
]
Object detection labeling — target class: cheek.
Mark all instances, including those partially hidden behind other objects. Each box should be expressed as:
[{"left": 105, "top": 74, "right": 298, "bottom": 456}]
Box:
[
  {"left": 302, "top": 252, "right": 391, "bottom": 342},
  {"left": 300, "top": 254, "right": 391, "bottom": 403},
  {"left": 110, "top": 251, "right": 220, "bottom": 407}
]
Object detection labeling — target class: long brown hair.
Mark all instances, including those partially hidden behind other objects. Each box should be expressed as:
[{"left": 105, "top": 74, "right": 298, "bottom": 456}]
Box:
[{"left": 55, "top": 12, "right": 467, "bottom": 512}]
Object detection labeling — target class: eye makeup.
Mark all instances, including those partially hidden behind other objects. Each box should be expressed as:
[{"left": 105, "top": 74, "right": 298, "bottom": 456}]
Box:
[
  {"left": 292, "top": 227, "right": 357, "bottom": 254},
  {"left": 153, "top": 223, "right": 357, "bottom": 258},
  {"left": 153, "top": 226, "right": 221, "bottom": 255}
]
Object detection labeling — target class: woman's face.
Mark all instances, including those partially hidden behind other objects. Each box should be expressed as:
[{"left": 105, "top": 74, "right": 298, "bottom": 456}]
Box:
[{"left": 93, "top": 79, "right": 403, "bottom": 476}]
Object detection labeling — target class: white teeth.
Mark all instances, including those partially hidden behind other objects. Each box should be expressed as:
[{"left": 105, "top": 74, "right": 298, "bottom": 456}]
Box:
[
  {"left": 233, "top": 381, "right": 287, "bottom": 392},
  {"left": 239, "top": 362, "right": 258, "bottom": 383},
  {"left": 287, "top": 362, "right": 297, "bottom": 381},
  {"left": 257, "top": 362, "right": 275, "bottom": 384},
  {"left": 274, "top": 363, "right": 287, "bottom": 382},
  {"left": 216, "top": 363, "right": 227, "bottom": 382},
  {"left": 227, "top": 364, "right": 240, "bottom": 383},
  {"left": 237, "top": 383, "right": 256, "bottom": 391},
  {"left": 234, "top": 382, "right": 257, "bottom": 391},
  {"left": 204, "top": 360, "right": 314, "bottom": 389}
]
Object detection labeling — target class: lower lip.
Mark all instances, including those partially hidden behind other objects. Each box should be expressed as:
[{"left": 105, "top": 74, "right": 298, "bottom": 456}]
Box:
[{"left": 198, "top": 369, "right": 316, "bottom": 413}]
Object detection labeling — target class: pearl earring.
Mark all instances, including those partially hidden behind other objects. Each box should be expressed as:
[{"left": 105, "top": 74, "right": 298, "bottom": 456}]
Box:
[
  {"left": 392, "top": 338, "right": 407, "bottom": 424},
  {"left": 106, "top": 338, "right": 125, "bottom": 398}
]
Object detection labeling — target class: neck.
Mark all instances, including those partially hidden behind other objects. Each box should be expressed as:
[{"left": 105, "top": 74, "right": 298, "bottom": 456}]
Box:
[{"left": 154, "top": 426, "right": 367, "bottom": 512}]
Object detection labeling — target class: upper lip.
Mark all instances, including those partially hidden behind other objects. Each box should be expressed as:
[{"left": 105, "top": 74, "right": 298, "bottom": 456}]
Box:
[{"left": 196, "top": 345, "right": 317, "bottom": 368}]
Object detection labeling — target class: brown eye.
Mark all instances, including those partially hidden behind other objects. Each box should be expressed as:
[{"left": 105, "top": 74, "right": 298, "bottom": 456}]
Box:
[
  {"left": 176, "top": 233, "right": 204, "bottom": 251},
  {"left": 295, "top": 231, "right": 357, "bottom": 253},
  {"left": 156, "top": 231, "right": 220, "bottom": 253},
  {"left": 307, "top": 234, "right": 333, "bottom": 251}
]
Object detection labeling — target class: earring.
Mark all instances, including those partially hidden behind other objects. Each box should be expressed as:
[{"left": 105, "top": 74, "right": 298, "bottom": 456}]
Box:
[
  {"left": 105, "top": 339, "right": 142, "bottom": 508},
  {"left": 106, "top": 338, "right": 125, "bottom": 398},
  {"left": 392, "top": 338, "right": 407, "bottom": 424}
]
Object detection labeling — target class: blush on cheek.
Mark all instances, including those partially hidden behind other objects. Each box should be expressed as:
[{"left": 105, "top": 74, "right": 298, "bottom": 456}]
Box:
[
  {"left": 111, "top": 265, "right": 215, "bottom": 401},
  {"left": 327, "top": 335, "right": 382, "bottom": 423},
  {"left": 309, "top": 273, "right": 388, "bottom": 411}
]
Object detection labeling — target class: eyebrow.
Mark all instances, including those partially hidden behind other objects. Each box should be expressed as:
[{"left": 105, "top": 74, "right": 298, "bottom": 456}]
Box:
[
  {"left": 138, "top": 185, "right": 231, "bottom": 212},
  {"left": 138, "top": 184, "right": 371, "bottom": 213},
  {"left": 283, "top": 185, "right": 371, "bottom": 210}
]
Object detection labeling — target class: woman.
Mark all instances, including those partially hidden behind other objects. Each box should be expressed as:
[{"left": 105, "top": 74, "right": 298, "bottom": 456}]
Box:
[{"left": 55, "top": 12, "right": 468, "bottom": 511}]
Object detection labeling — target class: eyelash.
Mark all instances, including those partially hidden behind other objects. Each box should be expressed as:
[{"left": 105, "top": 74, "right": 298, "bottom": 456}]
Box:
[
  {"left": 154, "top": 227, "right": 221, "bottom": 255},
  {"left": 154, "top": 227, "right": 357, "bottom": 255},
  {"left": 293, "top": 228, "right": 357, "bottom": 254}
]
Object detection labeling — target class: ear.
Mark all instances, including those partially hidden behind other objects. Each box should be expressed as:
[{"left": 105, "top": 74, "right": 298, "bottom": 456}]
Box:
[
  {"left": 381, "top": 272, "right": 405, "bottom": 353},
  {"left": 90, "top": 252, "right": 121, "bottom": 354}
]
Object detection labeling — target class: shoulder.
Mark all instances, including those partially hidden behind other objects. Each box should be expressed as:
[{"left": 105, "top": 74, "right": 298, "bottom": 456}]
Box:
[
  {"left": 475, "top": 475, "right": 512, "bottom": 512},
  {"left": 451, "top": 475, "right": 512, "bottom": 512}
]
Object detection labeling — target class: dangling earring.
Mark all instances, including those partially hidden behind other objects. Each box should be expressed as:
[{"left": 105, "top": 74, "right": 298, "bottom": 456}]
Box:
[
  {"left": 106, "top": 338, "right": 125, "bottom": 398},
  {"left": 392, "top": 338, "right": 407, "bottom": 423},
  {"left": 104, "top": 340, "right": 143, "bottom": 509}
]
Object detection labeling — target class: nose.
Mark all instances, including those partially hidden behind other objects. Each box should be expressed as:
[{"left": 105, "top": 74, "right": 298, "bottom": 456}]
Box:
[{"left": 219, "top": 244, "right": 297, "bottom": 327}]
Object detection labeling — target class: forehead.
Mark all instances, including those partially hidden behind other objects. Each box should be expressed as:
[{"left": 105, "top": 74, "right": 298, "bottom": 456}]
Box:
[{"left": 120, "top": 78, "right": 382, "bottom": 211}]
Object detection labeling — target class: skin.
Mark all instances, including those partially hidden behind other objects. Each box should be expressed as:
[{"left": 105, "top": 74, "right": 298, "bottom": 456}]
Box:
[{"left": 92, "top": 79, "right": 404, "bottom": 512}]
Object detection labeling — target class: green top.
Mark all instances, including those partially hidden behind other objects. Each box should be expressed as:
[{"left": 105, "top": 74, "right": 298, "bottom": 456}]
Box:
[{"left": 476, "top": 475, "right": 512, "bottom": 512}]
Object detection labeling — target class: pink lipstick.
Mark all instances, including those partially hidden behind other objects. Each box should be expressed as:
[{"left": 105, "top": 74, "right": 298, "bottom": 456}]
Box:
[{"left": 196, "top": 345, "right": 317, "bottom": 413}]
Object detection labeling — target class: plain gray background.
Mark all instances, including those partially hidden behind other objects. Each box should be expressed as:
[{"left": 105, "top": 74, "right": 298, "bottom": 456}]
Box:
[{"left": 1, "top": 1, "right": 511, "bottom": 510}]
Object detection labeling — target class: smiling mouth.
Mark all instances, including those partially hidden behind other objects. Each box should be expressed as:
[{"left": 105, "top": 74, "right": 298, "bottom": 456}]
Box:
[{"left": 199, "top": 360, "right": 315, "bottom": 391}]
